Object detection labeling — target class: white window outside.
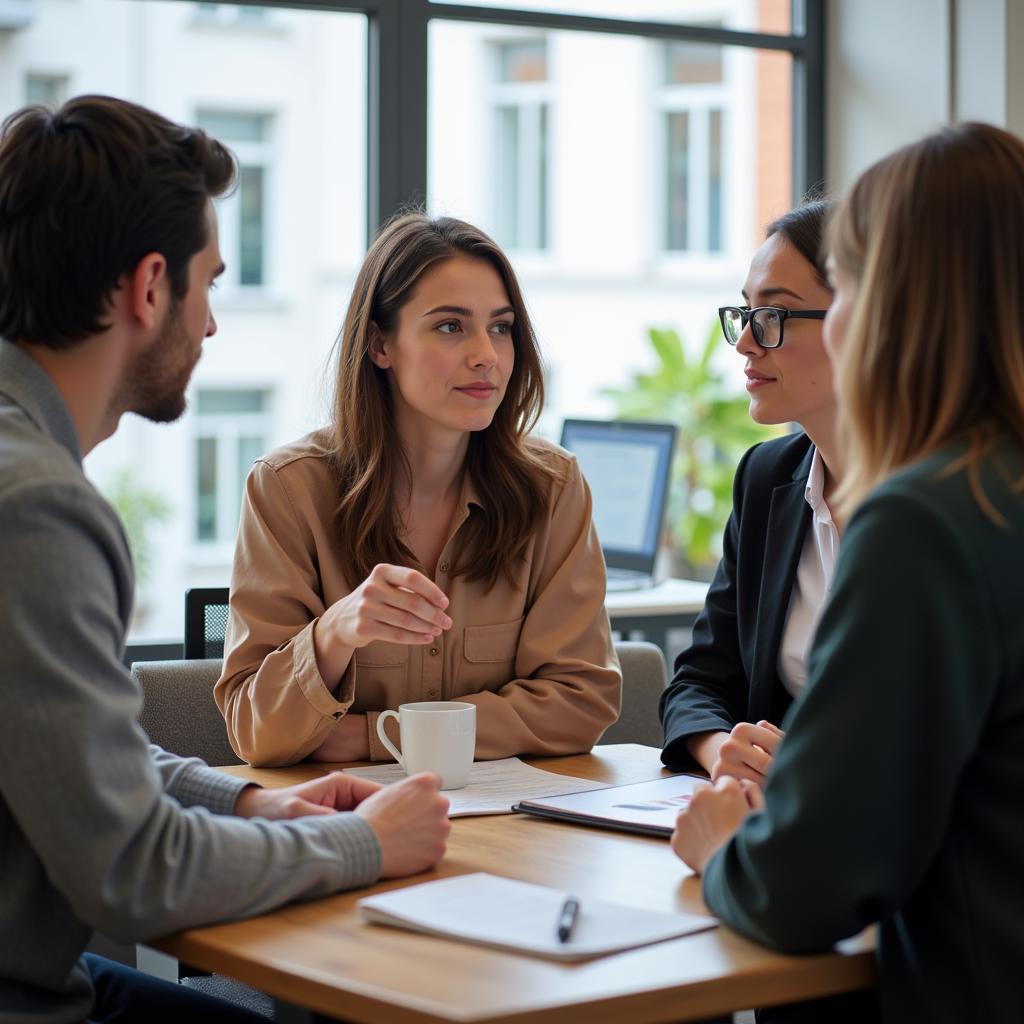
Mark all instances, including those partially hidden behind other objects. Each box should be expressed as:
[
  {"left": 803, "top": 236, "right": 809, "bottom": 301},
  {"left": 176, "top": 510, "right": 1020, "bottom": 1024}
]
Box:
[
  {"left": 25, "top": 72, "right": 67, "bottom": 108},
  {"left": 492, "top": 40, "right": 551, "bottom": 252},
  {"left": 197, "top": 110, "right": 273, "bottom": 292},
  {"left": 194, "top": 389, "right": 271, "bottom": 556},
  {"left": 658, "top": 38, "right": 727, "bottom": 253}
]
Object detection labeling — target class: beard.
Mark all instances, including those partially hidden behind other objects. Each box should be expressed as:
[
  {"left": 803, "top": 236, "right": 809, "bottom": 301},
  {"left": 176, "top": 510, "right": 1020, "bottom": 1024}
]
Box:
[{"left": 117, "top": 299, "right": 200, "bottom": 424}]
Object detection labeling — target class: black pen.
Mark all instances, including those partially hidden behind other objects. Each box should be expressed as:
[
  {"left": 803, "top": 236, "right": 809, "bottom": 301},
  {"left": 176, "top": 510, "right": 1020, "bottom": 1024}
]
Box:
[{"left": 556, "top": 896, "right": 580, "bottom": 943}]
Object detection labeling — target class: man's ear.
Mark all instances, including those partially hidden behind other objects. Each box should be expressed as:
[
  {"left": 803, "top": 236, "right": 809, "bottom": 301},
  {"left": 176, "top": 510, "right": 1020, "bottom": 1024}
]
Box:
[
  {"left": 127, "top": 253, "right": 170, "bottom": 331},
  {"left": 367, "top": 321, "right": 392, "bottom": 369}
]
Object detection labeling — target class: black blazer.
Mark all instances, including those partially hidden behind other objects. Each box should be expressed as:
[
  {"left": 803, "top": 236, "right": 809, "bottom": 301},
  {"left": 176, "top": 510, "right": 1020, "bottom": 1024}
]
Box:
[{"left": 660, "top": 432, "right": 814, "bottom": 772}]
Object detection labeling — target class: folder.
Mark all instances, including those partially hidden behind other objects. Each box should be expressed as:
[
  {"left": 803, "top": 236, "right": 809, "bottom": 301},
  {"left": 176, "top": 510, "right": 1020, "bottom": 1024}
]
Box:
[{"left": 513, "top": 774, "right": 707, "bottom": 837}]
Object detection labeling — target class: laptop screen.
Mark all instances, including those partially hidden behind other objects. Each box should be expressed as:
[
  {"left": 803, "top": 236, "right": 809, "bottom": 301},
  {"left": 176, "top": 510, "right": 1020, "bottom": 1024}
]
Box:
[{"left": 559, "top": 419, "right": 677, "bottom": 574}]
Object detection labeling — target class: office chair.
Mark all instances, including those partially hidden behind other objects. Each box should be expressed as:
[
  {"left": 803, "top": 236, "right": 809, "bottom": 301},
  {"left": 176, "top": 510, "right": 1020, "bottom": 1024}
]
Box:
[
  {"left": 133, "top": 659, "right": 242, "bottom": 766},
  {"left": 601, "top": 641, "right": 669, "bottom": 747},
  {"left": 184, "top": 587, "right": 230, "bottom": 660}
]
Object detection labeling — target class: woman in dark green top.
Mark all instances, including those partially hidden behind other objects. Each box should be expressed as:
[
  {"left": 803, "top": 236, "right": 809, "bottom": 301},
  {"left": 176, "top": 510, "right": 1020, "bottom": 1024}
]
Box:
[{"left": 672, "top": 121, "right": 1024, "bottom": 1024}]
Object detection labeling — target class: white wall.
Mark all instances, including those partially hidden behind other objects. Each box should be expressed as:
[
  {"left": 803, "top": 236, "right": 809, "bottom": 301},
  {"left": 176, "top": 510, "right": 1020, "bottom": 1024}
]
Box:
[
  {"left": 826, "top": 0, "right": 1024, "bottom": 190},
  {"left": 826, "top": 0, "right": 950, "bottom": 190}
]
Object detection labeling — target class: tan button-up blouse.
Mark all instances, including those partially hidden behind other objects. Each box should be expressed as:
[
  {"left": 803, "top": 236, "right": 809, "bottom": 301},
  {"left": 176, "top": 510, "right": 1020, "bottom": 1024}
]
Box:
[{"left": 215, "top": 431, "right": 622, "bottom": 767}]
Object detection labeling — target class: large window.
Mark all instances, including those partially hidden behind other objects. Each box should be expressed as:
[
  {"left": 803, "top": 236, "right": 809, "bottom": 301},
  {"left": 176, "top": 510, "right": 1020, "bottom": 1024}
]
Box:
[
  {"left": 430, "top": 11, "right": 802, "bottom": 438},
  {"left": 0, "top": 0, "right": 819, "bottom": 642}
]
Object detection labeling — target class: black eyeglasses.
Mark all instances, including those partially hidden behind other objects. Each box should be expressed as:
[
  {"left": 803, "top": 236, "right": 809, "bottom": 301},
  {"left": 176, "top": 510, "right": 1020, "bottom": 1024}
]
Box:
[{"left": 718, "top": 305, "right": 828, "bottom": 349}]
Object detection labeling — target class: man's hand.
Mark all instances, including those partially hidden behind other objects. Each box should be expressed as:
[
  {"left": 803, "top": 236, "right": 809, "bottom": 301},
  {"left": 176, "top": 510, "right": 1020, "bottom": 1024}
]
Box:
[
  {"left": 671, "top": 776, "right": 764, "bottom": 875},
  {"left": 234, "top": 771, "right": 384, "bottom": 820},
  {"left": 710, "top": 720, "right": 785, "bottom": 787},
  {"left": 355, "top": 773, "right": 451, "bottom": 878}
]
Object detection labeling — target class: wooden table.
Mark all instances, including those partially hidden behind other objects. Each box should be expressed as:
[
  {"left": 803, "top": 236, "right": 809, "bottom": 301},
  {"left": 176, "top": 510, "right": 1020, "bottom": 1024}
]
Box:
[{"left": 150, "top": 745, "right": 874, "bottom": 1023}]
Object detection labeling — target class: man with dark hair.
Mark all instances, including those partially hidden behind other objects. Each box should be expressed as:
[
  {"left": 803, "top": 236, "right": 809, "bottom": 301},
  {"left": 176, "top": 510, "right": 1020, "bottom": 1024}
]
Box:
[{"left": 0, "top": 95, "right": 450, "bottom": 1024}]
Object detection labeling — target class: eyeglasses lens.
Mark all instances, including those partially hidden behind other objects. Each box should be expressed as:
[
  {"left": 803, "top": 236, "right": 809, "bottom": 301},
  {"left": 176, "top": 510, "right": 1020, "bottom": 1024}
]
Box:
[
  {"left": 722, "top": 308, "right": 744, "bottom": 344},
  {"left": 752, "top": 308, "right": 782, "bottom": 347}
]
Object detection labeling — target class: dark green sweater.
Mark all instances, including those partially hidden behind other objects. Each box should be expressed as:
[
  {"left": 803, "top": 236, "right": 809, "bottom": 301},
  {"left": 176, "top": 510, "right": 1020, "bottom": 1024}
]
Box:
[{"left": 703, "top": 441, "right": 1024, "bottom": 1023}]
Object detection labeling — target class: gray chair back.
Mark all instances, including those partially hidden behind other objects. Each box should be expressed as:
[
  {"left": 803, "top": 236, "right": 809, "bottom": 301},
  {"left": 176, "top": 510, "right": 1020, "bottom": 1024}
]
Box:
[
  {"left": 600, "top": 640, "right": 668, "bottom": 747},
  {"left": 134, "top": 642, "right": 667, "bottom": 765},
  {"left": 132, "top": 659, "right": 242, "bottom": 766}
]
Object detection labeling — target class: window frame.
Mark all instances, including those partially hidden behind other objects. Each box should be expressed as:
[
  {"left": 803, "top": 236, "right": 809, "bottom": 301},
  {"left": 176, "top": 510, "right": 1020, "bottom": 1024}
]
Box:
[{"left": 196, "top": 0, "right": 823, "bottom": 246}]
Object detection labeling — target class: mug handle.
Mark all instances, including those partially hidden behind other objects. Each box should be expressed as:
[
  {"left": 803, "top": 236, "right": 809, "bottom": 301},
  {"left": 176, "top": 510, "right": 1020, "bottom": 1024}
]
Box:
[{"left": 376, "top": 710, "right": 404, "bottom": 768}]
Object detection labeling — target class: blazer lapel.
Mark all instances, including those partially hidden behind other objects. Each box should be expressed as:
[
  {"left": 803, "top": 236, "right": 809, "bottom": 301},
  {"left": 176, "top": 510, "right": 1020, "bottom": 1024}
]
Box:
[{"left": 749, "top": 446, "right": 814, "bottom": 722}]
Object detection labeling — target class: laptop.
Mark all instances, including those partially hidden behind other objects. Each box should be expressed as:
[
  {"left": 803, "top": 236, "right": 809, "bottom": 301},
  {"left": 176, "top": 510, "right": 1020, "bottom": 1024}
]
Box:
[{"left": 559, "top": 419, "right": 677, "bottom": 591}]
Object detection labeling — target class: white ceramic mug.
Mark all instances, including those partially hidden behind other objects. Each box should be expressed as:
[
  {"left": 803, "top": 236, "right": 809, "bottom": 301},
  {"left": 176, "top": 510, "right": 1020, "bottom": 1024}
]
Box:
[{"left": 375, "top": 701, "right": 476, "bottom": 790}]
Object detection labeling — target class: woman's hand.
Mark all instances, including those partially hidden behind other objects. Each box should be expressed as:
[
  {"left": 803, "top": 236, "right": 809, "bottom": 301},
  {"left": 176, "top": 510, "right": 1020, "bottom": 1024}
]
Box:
[
  {"left": 671, "top": 776, "right": 765, "bottom": 875},
  {"left": 710, "top": 720, "right": 785, "bottom": 788},
  {"left": 313, "top": 564, "right": 452, "bottom": 687},
  {"left": 324, "top": 563, "right": 452, "bottom": 648},
  {"left": 309, "top": 713, "right": 371, "bottom": 763}
]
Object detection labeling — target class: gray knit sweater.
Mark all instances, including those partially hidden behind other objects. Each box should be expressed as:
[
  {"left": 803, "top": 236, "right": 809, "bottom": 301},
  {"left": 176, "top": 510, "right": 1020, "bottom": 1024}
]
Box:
[{"left": 0, "top": 340, "right": 381, "bottom": 1024}]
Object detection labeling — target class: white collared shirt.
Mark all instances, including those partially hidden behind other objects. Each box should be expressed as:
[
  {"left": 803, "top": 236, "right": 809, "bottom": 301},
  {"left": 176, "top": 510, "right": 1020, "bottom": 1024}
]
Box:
[{"left": 777, "top": 447, "right": 840, "bottom": 697}]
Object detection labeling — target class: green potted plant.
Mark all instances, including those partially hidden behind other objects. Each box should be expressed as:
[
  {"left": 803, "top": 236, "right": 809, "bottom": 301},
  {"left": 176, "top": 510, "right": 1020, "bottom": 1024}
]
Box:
[
  {"left": 100, "top": 467, "right": 172, "bottom": 630},
  {"left": 603, "top": 322, "right": 780, "bottom": 579}
]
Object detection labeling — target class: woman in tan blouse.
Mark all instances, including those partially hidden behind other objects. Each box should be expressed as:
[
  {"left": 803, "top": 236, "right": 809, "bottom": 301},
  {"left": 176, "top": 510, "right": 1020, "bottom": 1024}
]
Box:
[{"left": 215, "top": 213, "right": 621, "bottom": 767}]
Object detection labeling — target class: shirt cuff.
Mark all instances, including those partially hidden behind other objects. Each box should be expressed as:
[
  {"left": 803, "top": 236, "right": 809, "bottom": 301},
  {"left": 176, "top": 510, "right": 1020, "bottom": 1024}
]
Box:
[
  {"left": 167, "top": 759, "right": 252, "bottom": 815},
  {"left": 292, "top": 618, "right": 357, "bottom": 720},
  {"left": 320, "top": 813, "right": 383, "bottom": 888}
]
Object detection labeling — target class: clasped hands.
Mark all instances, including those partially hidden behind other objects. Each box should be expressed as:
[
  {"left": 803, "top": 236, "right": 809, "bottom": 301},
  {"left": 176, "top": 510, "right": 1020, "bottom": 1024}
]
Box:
[
  {"left": 673, "top": 720, "right": 783, "bottom": 875},
  {"left": 235, "top": 771, "right": 451, "bottom": 877}
]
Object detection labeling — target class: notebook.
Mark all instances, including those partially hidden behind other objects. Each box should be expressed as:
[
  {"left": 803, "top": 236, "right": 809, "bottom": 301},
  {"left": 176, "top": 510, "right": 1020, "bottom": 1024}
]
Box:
[
  {"left": 513, "top": 774, "right": 707, "bottom": 837},
  {"left": 559, "top": 419, "right": 677, "bottom": 591},
  {"left": 359, "top": 872, "right": 716, "bottom": 961}
]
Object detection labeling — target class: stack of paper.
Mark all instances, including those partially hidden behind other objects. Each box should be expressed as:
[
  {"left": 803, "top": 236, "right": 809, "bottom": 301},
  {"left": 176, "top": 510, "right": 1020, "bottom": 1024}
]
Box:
[
  {"left": 359, "top": 872, "right": 716, "bottom": 961},
  {"left": 343, "top": 757, "right": 608, "bottom": 817}
]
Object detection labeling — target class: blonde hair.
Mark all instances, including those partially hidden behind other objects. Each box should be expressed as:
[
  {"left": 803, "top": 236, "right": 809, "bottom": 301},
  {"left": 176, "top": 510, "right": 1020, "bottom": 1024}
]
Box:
[
  {"left": 829, "top": 122, "right": 1024, "bottom": 520},
  {"left": 329, "top": 212, "right": 553, "bottom": 590}
]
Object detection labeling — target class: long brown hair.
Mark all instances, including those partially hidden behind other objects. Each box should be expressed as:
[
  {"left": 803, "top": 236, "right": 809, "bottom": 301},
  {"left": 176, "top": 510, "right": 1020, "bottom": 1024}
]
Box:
[
  {"left": 829, "top": 122, "right": 1024, "bottom": 520},
  {"left": 330, "top": 212, "right": 553, "bottom": 590}
]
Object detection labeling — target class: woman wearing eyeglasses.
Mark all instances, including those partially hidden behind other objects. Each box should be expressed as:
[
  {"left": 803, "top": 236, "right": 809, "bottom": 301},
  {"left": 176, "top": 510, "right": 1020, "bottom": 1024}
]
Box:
[{"left": 659, "top": 200, "right": 837, "bottom": 788}]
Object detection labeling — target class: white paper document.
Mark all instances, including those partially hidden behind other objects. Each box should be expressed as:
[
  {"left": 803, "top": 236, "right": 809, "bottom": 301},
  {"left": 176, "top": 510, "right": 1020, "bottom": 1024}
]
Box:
[
  {"left": 359, "top": 872, "right": 717, "bottom": 961},
  {"left": 343, "top": 757, "right": 607, "bottom": 817}
]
